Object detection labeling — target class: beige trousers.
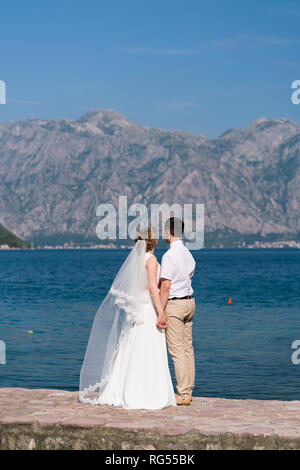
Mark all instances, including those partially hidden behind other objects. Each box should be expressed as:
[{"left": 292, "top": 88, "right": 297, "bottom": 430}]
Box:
[{"left": 165, "top": 298, "right": 195, "bottom": 399}]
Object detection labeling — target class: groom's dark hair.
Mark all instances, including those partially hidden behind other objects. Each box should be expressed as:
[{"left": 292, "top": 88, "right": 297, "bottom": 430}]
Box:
[{"left": 165, "top": 217, "right": 184, "bottom": 237}]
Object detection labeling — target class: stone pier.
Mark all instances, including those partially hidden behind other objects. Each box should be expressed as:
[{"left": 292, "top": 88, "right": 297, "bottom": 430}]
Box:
[{"left": 0, "top": 388, "right": 300, "bottom": 450}]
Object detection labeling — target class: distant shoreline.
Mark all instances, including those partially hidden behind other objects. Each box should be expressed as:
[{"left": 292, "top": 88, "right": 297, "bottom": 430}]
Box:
[{"left": 0, "top": 244, "right": 299, "bottom": 251}]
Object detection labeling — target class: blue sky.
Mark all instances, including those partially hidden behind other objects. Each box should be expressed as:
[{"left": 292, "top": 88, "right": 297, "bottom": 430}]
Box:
[{"left": 0, "top": 0, "right": 300, "bottom": 137}]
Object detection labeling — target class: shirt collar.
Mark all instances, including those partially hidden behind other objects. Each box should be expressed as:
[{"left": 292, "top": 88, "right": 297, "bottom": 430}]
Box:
[{"left": 170, "top": 239, "right": 183, "bottom": 248}]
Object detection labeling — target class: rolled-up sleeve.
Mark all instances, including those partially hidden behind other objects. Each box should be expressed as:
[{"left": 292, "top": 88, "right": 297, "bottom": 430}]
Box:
[{"left": 160, "top": 253, "right": 174, "bottom": 280}]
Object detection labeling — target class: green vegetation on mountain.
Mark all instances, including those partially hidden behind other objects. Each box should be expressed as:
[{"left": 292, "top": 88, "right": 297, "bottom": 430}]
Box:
[{"left": 0, "top": 223, "right": 30, "bottom": 248}]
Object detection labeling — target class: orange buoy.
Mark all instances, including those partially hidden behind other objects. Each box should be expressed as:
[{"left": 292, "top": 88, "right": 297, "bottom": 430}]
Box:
[{"left": 227, "top": 297, "right": 232, "bottom": 304}]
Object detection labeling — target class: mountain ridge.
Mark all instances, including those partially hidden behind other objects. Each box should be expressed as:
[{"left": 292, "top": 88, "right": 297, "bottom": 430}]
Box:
[{"left": 0, "top": 109, "right": 299, "bottom": 247}]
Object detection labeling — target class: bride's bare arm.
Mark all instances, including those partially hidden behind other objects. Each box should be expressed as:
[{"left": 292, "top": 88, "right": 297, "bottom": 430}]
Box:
[{"left": 146, "top": 256, "right": 168, "bottom": 329}]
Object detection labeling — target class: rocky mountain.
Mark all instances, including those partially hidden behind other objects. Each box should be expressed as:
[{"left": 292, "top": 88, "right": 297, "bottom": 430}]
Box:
[{"left": 0, "top": 109, "right": 299, "bottom": 248}]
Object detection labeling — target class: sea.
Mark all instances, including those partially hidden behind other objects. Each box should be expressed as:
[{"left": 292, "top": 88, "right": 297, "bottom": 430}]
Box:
[{"left": 0, "top": 248, "right": 299, "bottom": 400}]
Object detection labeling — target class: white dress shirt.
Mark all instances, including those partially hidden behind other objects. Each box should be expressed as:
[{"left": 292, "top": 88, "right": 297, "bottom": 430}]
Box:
[{"left": 160, "top": 240, "right": 196, "bottom": 299}]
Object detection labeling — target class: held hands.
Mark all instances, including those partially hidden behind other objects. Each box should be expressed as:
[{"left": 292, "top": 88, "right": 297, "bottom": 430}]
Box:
[{"left": 156, "top": 312, "right": 168, "bottom": 329}]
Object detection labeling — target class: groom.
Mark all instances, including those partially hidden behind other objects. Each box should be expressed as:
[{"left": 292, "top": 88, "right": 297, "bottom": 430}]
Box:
[{"left": 158, "top": 217, "right": 196, "bottom": 406}]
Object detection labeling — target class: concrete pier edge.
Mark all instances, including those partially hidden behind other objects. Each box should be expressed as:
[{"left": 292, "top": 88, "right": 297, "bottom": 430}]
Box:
[{"left": 0, "top": 388, "right": 300, "bottom": 450}]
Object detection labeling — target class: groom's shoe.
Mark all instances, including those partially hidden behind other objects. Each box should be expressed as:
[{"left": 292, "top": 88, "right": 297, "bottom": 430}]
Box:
[{"left": 176, "top": 395, "right": 191, "bottom": 406}]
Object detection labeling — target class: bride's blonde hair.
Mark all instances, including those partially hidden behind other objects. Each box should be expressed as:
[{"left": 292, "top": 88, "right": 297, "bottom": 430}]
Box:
[{"left": 135, "top": 227, "right": 157, "bottom": 252}]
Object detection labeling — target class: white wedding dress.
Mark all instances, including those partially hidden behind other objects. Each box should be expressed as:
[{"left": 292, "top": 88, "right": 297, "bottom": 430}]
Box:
[{"left": 93, "top": 252, "right": 176, "bottom": 410}]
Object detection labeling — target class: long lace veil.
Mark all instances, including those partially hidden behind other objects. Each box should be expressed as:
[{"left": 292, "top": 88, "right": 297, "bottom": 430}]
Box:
[{"left": 79, "top": 239, "right": 147, "bottom": 404}]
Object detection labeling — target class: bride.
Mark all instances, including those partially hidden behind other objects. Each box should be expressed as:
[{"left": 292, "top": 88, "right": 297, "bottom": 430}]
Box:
[{"left": 79, "top": 227, "right": 176, "bottom": 410}]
